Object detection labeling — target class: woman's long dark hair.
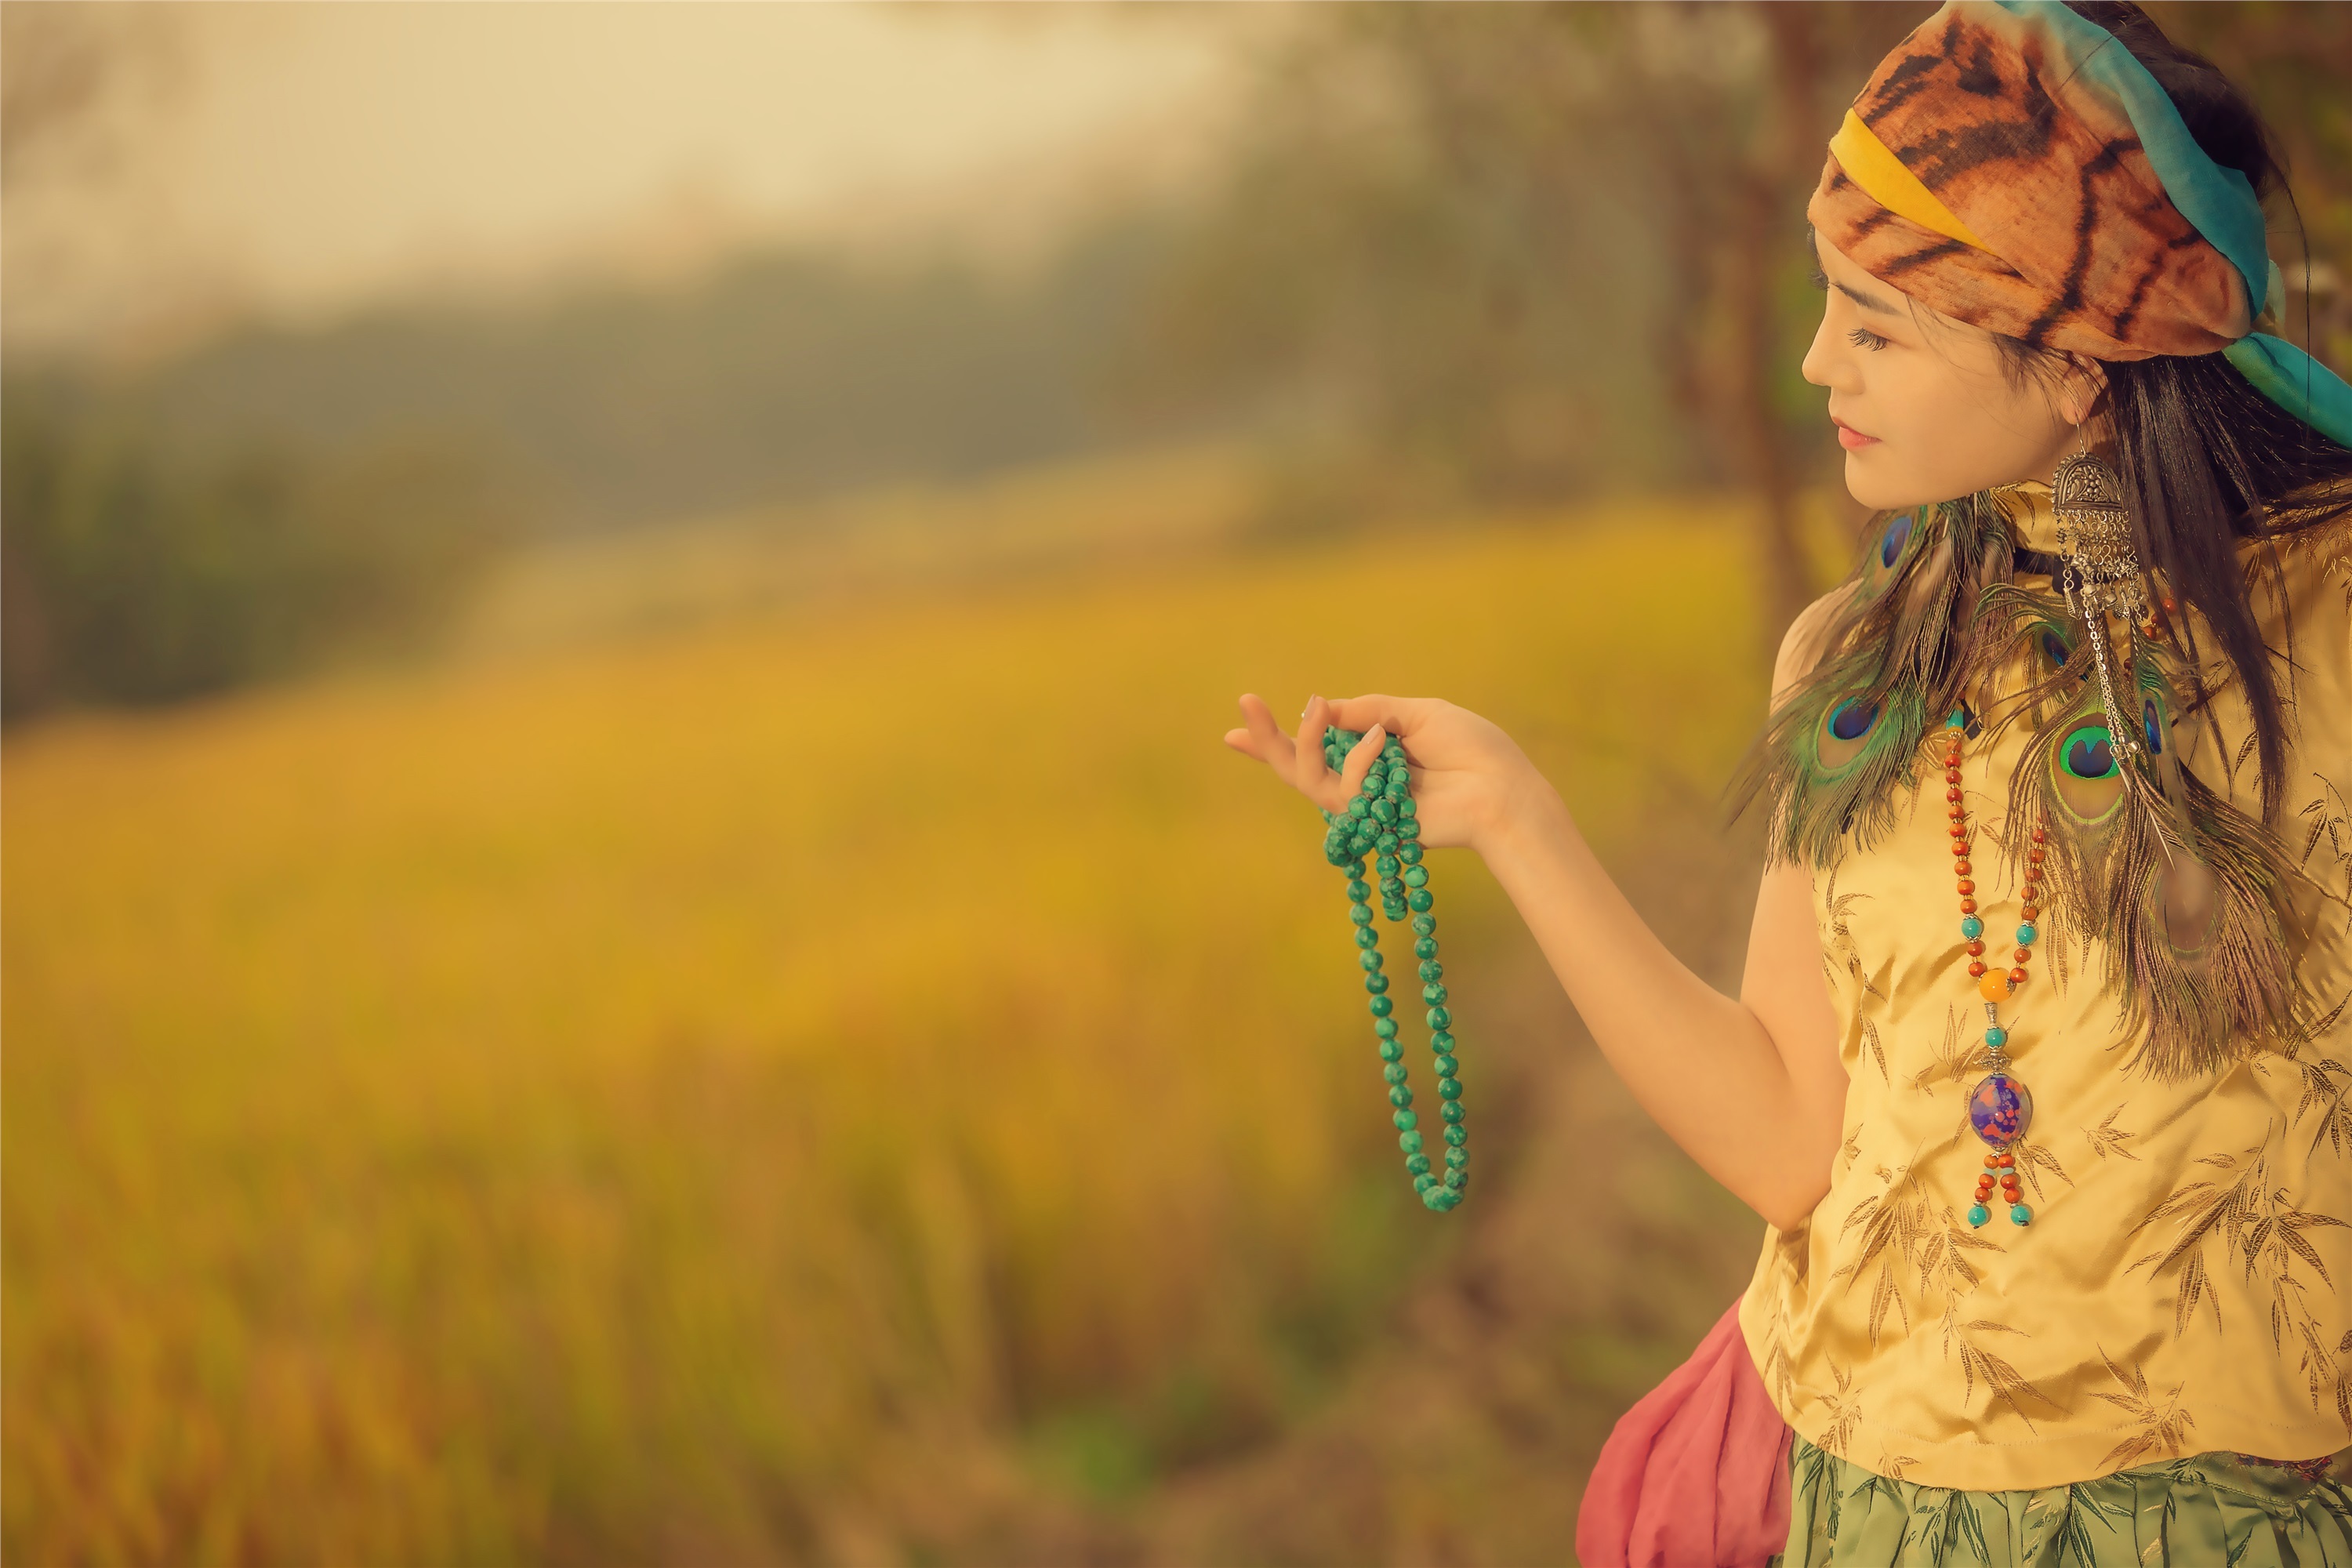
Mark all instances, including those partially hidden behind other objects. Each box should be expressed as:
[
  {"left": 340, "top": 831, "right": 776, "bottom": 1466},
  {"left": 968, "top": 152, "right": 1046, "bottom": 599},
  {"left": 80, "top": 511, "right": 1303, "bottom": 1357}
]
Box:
[{"left": 1998, "top": 2, "right": 2352, "bottom": 823}]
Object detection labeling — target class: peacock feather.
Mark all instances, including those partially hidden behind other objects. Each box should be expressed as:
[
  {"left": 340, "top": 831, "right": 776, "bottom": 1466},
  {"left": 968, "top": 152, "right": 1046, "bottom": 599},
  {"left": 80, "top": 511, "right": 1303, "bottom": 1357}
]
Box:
[
  {"left": 1736, "top": 494, "right": 2013, "bottom": 867},
  {"left": 1737, "top": 485, "right": 2318, "bottom": 1083},
  {"left": 1996, "top": 620, "right": 2305, "bottom": 1080},
  {"left": 1969, "top": 587, "right": 2092, "bottom": 744},
  {"left": 1746, "top": 645, "right": 1933, "bottom": 869}
]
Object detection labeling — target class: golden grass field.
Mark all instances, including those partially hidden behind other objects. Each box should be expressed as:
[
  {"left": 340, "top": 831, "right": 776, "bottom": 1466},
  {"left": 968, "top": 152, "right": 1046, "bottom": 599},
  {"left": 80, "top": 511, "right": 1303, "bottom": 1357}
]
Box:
[{"left": 3, "top": 465, "right": 1794, "bottom": 1564}]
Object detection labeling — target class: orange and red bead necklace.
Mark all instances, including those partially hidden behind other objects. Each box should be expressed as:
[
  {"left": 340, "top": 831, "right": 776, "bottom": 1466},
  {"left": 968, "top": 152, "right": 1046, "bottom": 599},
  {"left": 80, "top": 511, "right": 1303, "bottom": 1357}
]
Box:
[{"left": 1943, "top": 706, "right": 2046, "bottom": 1228}]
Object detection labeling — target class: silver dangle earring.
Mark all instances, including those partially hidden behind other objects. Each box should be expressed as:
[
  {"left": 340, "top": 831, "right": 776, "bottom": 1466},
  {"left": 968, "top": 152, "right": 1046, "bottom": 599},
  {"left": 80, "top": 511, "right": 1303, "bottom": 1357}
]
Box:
[{"left": 2051, "top": 418, "right": 2144, "bottom": 766}]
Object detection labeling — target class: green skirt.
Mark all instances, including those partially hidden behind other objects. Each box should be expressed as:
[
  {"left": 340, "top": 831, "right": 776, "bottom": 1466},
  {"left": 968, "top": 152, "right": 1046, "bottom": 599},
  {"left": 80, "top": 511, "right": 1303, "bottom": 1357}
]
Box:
[{"left": 1777, "top": 1436, "right": 2352, "bottom": 1568}]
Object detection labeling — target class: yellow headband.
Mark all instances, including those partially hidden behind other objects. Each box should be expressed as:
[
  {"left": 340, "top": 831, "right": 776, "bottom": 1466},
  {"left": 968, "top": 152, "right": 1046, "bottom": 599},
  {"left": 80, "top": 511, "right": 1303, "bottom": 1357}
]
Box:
[{"left": 1826, "top": 109, "right": 1991, "bottom": 254}]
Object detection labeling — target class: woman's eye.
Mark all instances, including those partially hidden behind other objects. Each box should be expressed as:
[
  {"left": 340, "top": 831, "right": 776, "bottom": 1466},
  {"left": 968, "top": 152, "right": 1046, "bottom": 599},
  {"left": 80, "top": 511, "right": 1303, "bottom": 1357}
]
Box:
[{"left": 1846, "top": 326, "right": 1890, "bottom": 351}]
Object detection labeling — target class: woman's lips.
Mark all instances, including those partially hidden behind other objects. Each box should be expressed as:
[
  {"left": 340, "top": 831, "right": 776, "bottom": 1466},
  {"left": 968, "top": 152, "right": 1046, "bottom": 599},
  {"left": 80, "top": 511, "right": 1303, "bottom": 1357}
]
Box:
[{"left": 1832, "top": 416, "right": 1879, "bottom": 451}]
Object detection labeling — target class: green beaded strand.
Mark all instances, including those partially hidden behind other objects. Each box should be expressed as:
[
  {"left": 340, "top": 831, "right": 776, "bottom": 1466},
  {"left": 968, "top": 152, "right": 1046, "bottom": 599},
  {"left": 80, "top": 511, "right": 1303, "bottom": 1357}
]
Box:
[{"left": 1320, "top": 728, "right": 1467, "bottom": 1213}]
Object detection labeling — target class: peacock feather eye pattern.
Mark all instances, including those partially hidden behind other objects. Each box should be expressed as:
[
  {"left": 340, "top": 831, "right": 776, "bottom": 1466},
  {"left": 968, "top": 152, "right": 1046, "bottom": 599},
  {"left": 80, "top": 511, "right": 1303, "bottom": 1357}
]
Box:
[
  {"left": 2039, "top": 627, "right": 2072, "bottom": 672},
  {"left": 1740, "top": 492, "right": 2033, "bottom": 869},
  {"left": 2129, "top": 642, "right": 2187, "bottom": 796},
  {"left": 2052, "top": 717, "right": 2125, "bottom": 824},
  {"left": 1878, "top": 510, "right": 1914, "bottom": 570},
  {"left": 2061, "top": 724, "right": 2117, "bottom": 780},
  {"left": 1830, "top": 697, "right": 1878, "bottom": 740},
  {"left": 1817, "top": 694, "right": 1882, "bottom": 771},
  {"left": 1852, "top": 508, "right": 1926, "bottom": 604}
]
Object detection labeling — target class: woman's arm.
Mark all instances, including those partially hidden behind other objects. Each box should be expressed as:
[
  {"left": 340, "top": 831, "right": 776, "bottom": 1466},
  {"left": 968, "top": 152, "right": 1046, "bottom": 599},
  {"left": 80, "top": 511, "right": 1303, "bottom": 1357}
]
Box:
[{"left": 1225, "top": 593, "right": 1850, "bottom": 1230}]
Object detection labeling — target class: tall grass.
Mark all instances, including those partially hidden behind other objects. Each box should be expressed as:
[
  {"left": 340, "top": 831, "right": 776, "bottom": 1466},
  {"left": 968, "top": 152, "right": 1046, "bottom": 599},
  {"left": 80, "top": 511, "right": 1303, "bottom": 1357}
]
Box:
[{"left": 3, "top": 492, "right": 1769, "bottom": 1563}]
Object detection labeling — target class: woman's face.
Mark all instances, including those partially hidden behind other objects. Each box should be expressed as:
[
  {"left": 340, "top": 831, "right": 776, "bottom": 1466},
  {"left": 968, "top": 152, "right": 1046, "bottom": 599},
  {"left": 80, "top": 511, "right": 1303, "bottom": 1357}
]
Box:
[{"left": 1802, "top": 234, "right": 2104, "bottom": 510}]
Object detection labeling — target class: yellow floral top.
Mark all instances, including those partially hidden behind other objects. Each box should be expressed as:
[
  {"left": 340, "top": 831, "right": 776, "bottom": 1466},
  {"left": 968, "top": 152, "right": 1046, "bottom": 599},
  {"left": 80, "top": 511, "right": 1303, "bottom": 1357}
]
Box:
[{"left": 1738, "top": 482, "right": 2352, "bottom": 1491}]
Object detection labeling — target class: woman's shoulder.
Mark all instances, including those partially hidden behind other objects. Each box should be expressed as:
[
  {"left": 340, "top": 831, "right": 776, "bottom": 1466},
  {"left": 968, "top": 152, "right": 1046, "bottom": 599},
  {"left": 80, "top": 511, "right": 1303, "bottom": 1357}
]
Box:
[
  {"left": 1771, "top": 582, "right": 1862, "bottom": 710},
  {"left": 2187, "top": 516, "right": 2352, "bottom": 743},
  {"left": 2245, "top": 517, "right": 2352, "bottom": 779},
  {"left": 2205, "top": 518, "right": 2352, "bottom": 1028},
  {"left": 2265, "top": 514, "right": 2352, "bottom": 643}
]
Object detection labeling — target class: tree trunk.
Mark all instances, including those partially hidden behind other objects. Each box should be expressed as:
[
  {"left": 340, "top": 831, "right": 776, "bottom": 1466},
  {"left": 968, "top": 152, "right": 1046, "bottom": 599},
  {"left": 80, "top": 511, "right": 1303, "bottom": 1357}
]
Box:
[
  {"left": 1723, "top": 166, "right": 1813, "bottom": 659},
  {"left": 1728, "top": 2, "right": 1828, "bottom": 658}
]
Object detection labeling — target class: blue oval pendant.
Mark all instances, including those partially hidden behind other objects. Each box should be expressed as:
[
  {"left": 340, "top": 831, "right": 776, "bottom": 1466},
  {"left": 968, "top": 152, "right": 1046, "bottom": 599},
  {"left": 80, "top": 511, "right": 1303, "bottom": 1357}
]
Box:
[{"left": 1969, "top": 1073, "right": 2033, "bottom": 1145}]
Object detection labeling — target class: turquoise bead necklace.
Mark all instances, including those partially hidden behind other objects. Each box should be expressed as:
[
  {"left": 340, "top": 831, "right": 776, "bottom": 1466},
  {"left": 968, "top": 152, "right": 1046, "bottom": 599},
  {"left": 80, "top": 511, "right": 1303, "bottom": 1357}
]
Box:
[{"left": 1319, "top": 728, "right": 1468, "bottom": 1213}]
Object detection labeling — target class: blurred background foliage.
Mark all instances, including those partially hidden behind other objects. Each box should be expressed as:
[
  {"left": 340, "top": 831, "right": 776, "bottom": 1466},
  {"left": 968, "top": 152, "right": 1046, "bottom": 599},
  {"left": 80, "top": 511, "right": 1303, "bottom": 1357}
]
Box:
[{"left": 4, "top": 4, "right": 2350, "bottom": 1564}]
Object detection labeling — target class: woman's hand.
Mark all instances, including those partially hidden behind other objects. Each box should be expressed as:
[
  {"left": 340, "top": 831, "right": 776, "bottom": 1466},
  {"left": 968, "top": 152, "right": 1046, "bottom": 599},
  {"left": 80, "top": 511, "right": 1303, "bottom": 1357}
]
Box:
[
  {"left": 1223, "top": 692, "right": 1548, "bottom": 857},
  {"left": 1227, "top": 683, "right": 1846, "bottom": 1230}
]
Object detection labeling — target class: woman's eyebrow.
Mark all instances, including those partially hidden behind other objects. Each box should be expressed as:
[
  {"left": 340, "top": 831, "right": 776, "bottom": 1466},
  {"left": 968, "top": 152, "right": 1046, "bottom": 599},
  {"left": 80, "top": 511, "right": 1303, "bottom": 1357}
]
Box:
[
  {"left": 1804, "top": 228, "right": 1900, "bottom": 315},
  {"left": 1833, "top": 278, "right": 1903, "bottom": 316}
]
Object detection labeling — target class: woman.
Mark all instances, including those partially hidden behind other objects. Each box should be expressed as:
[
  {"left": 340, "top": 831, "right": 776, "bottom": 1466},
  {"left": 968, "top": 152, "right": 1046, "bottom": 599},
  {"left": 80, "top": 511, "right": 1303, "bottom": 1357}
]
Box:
[{"left": 1225, "top": 3, "right": 2352, "bottom": 1563}]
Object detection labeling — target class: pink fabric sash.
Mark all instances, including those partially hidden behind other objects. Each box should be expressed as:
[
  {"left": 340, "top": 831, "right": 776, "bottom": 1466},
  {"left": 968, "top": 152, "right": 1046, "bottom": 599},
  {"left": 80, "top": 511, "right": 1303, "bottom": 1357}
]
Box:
[{"left": 1574, "top": 1298, "right": 1795, "bottom": 1568}]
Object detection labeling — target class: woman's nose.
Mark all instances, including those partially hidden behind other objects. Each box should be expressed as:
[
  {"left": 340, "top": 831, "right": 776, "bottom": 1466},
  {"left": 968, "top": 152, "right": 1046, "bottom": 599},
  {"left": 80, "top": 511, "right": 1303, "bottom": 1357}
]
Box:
[{"left": 1799, "top": 311, "right": 1846, "bottom": 392}]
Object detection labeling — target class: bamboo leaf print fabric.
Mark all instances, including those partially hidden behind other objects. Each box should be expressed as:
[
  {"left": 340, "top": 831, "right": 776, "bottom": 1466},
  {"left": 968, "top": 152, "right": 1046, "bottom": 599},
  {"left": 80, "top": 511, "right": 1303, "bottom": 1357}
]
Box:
[
  {"left": 1777, "top": 1437, "right": 2352, "bottom": 1567},
  {"left": 1740, "top": 506, "right": 2352, "bottom": 1492}
]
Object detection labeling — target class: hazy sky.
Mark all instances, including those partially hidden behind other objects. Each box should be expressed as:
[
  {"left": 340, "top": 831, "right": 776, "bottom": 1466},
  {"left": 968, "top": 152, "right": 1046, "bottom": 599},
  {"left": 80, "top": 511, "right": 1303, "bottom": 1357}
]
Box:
[{"left": 3, "top": 3, "right": 1258, "bottom": 358}]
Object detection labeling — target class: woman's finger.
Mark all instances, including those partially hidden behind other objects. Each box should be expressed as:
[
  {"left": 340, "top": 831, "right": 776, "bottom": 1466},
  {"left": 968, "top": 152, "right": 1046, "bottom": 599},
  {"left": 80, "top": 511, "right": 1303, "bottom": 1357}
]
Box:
[
  {"left": 1230, "top": 694, "right": 1343, "bottom": 811},
  {"left": 1227, "top": 693, "right": 1401, "bottom": 815},
  {"left": 1334, "top": 723, "right": 1385, "bottom": 803},
  {"left": 1323, "top": 694, "right": 1428, "bottom": 746},
  {"left": 1225, "top": 692, "right": 1294, "bottom": 768},
  {"left": 1295, "top": 695, "right": 1340, "bottom": 803}
]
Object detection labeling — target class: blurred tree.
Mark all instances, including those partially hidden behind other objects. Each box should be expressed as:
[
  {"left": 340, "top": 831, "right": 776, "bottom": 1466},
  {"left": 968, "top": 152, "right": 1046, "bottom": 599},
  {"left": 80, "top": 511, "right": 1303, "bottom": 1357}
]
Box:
[
  {"left": 73, "top": 227, "right": 1179, "bottom": 535},
  {"left": 1133, "top": 2, "right": 1914, "bottom": 641},
  {"left": 2151, "top": 2, "right": 2352, "bottom": 372},
  {"left": 1134, "top": 6, "right": 1673, "bottom": 523},
  {"left": 0, "top": 3, "right": 174, "bottom": 181},
  {"left": 1629, "top": 3, "right": 1918, "bottom": 641},
  {"left": 2, "top": 376, "right": 514, "bottom": 717}
]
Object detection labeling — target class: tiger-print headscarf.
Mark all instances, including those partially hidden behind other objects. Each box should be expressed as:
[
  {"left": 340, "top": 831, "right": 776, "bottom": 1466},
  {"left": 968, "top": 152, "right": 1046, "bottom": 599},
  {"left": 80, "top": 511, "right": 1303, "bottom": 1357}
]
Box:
[{"left": 1809, "top": 0, "right": 2352, "bottom": 446}]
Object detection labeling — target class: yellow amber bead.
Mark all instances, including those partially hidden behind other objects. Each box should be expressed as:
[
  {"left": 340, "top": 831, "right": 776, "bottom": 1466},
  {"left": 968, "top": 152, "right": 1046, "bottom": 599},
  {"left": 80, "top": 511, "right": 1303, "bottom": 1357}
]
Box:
[{"left": 1978, "top": 969, "right": 2013, "bottom": 1002}]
